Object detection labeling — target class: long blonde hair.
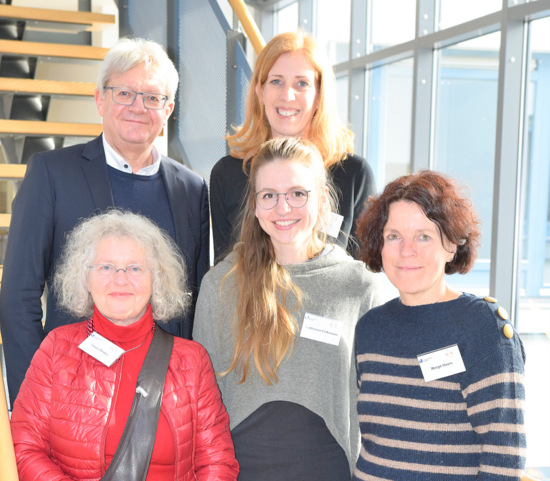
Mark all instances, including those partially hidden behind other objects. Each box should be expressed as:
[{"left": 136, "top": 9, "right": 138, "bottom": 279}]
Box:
[
  {"left": 227, "top": 31, "right": 354, "bottom": 169},
  {"left": 221, "top": 138, "right": 336, "bottom": 384}
]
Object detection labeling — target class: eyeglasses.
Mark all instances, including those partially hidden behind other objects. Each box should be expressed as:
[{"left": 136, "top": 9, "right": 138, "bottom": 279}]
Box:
[
  {"left": 88, "top": 264, "right": 150, "bottom": 278},
  {"left": 103, "top": 86, "right": 169, "bottom": 110},
  {"left": 255, "top": 189, "right": 311, "bottom": 210}
]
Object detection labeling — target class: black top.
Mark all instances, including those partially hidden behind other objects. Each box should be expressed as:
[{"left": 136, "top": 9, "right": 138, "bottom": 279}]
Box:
[
  {"left": 232, "top": 401, "right": 350, "bottom": 481},
  {"left": 209, "top": 153, "right": 376, "bottom": 263}
]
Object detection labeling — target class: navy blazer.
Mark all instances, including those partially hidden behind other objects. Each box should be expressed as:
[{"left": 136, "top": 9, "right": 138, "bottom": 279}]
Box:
[{"left": 0, "top": 135, "right": 210, "bottom": 401}]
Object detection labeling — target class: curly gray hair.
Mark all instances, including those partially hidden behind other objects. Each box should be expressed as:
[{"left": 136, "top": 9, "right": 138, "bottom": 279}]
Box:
[
  {"left": 97, "top": 37, "right": 179, "bottom": 100},
  {"left": 53, "top": 209, "right": 188, "bottom": 322}
]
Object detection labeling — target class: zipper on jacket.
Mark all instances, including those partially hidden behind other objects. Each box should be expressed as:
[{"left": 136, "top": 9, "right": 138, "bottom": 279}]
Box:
[{"left": 100, "top": 356, "right": 124, "bottom": 475}]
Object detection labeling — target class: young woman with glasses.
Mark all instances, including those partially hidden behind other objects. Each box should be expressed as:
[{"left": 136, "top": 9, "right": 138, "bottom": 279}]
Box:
[{"left": 194, "top": 138, "right": 380, "bottom": 481}]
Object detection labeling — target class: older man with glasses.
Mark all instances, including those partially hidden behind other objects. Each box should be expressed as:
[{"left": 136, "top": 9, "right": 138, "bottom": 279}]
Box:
[{"left": 0, "top": 37, "right": 210, "bottom": 404}]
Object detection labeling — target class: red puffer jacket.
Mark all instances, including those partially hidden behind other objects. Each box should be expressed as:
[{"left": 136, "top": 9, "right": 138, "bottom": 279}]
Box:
[{"left": 11, "top": 322, "right": 239, "bottom": 481}]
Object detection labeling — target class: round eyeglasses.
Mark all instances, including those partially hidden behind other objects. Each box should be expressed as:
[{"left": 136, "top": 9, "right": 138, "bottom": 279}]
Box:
[
  {"left": 88, "top": 264, "right": 150, "bottom": 279},
  {"left": 104, "top": 86, "right": 169, "bottom": 110},
  {"left": 255, "top": 189, "right": 311, "bottom": 210}
]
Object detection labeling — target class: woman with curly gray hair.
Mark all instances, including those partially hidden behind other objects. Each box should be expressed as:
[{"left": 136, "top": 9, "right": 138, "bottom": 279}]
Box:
[
  {"left": 11, "top": 210, "right": 238, "bottom": 481},
  {"left": 54, "top": 208, "right": 189, "bottom": 322}
]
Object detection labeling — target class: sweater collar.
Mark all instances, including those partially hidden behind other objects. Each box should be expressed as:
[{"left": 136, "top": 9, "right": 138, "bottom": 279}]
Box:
[{"left": 92, "top": 304, "right": 155, "bottom": 348}]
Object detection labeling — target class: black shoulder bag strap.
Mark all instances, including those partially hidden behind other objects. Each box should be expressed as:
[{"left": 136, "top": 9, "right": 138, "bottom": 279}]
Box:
[{"left": 101, "top": 326, "right": 174, "bottom": 481}]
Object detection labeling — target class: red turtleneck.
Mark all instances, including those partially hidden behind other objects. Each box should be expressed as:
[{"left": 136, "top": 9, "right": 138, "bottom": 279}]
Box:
[{"left": 92, "top": 305, "right": 176, "bottom": 479}]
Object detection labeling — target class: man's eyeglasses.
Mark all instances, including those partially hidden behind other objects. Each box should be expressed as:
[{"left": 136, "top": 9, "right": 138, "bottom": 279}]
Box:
[
  {"left": 88, "top": 264, "right": 150, "bottom": 279},
  {"left": 255, "top": 189, "right": 311, "bottom": 210},
  {"left": 103, "top": 86, "right": 169, "bottom": 110}
]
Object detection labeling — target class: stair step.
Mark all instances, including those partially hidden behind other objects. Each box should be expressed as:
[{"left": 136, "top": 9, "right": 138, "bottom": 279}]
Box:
[
  {"left": 0, "top": 39, "right": 108, "bottom": 60},
  {"left": 0, "top": 213, "right": 10, "bottom": 229},
  {"left": 0, "top": 118, "right": 102, "bottom": 137},
  {"left": 0, "top": 5, "right": 116, "bottom": 32},
  {"left": 0, "top": 77, "right": 95, "bottom": 96},
  {"left": 0, "top": 163, "right": 25, "bottom": 179}
]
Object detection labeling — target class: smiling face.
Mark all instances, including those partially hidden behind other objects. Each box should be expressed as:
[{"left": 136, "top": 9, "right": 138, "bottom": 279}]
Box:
[
  {"left": 254, "top": 159, "right": 324, "bottom": 265},
  {"left": 95, "top": 62, "right": 174, "bottom": 159},
  {"left": 87, "top": 236, "right": 153, "bottom": 326},
  {"left": 256, "top": 51, "right": 319, "bottom": 139},
  {"left": 381, "top": 200, "right": 457, "bottom": 306}
]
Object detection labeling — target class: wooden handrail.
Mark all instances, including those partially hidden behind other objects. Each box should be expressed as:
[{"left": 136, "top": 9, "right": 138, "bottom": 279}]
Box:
[
  {"left": 0, "top": 119, "right": 102, "bottom": 137},
  {"left": 0, "top": 164, "right": 26, "bottom": 179},
  {"left": 0, "top": 39, "right": 108, "bottom": 60},
  {"left": 0, "top": 4, "right": 115, "bottom": 32},
  {"left": 227, "top": 0, "right": 265, "bottom": 55},
  {"left": 0, "top": 78, "right": 95, "bottom": 97}
]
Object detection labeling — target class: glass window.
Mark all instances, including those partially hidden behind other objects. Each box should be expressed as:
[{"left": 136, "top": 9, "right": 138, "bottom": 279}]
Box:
[
  {"left": 366, "top": 59, "right": 414, "bottom": 187},
  {"left": 438, "top": 0, "right": 501, "bottom": 30},
  {"left": 370, "top": 0, "right": 416, "bottom": 52},
  {"left": 275, "top": 1, "right": 298, "bottom": 34},
  {"left": 216, "top": 0, "right": 234, "bottom": 28},
  {"left": 316, "top": 0, "right": 351, "bottom": 64},
  {"left": 517, "top": 16, "right": 550, "bottom": 335},
  {"left": 519, "top": 19, "right": 550, "bottom": 470},
  {"left": 433, "top": 33, "right": 500, "bottom": 295},
  {"left": 335, "top": 73, "right": 349, "bottom": 127}
]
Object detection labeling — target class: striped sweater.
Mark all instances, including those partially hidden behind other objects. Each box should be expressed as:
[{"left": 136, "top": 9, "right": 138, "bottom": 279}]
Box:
[{"left": 353, "top": 293, "right": 526, "bottom": 481}]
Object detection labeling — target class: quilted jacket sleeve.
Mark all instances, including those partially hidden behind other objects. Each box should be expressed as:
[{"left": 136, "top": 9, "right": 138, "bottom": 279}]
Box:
[
  {"left": 10, "top": 332, "right": 75, "bottom": 481},
  {"left": 194, "top": 345, "right": 239, "bottom": 480}
]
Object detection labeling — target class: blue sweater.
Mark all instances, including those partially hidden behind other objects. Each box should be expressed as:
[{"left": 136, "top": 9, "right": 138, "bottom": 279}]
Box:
[
  {"left": 353, "top": 293, "right": 526, "bottom": 481},
  {"left": 108, "top": 166, "right": 176, "bottom": 241}
]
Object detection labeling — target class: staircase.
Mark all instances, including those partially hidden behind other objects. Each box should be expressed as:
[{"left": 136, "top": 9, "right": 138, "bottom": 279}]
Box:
[{"left": 0, "top": 0, "right": 117, "bottom": 337}]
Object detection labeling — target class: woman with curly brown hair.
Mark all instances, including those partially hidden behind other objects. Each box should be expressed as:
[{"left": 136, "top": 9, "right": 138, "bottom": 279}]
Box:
[{"left": 353, "top": 170, "right": 526, "bottom": 481}]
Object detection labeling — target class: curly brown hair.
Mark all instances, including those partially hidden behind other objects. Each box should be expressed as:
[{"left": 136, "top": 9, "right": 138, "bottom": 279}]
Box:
[{"left": 357, "top": 170, "right": 481, "bottom": 275}]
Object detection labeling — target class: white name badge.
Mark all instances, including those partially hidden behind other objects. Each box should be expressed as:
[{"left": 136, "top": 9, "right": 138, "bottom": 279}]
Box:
[
  {"left": 321, "top": 212, "right": 344, "bottom": 239},
  {"left": 417, "top": 344, "right": 466, "bottom": 382},
  {"left": 79, "top": 332, "right": 124, "bottom": 367},
  {"left": 300, "top": 312, "right": 343, "bottom": 346}
]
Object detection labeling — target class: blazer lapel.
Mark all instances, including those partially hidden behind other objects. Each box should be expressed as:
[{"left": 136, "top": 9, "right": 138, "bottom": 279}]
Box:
[
  {"left": 81, "top": 135, "right": 114, "bottom": 210},
  {"left": 160, "top": 157, "right": 189, "bottom": 245}
]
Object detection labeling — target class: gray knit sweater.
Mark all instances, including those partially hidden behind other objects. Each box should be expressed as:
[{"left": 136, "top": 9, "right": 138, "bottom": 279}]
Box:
[{"left": 193, "top": 246, "right": 380, "bottom": 471}]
